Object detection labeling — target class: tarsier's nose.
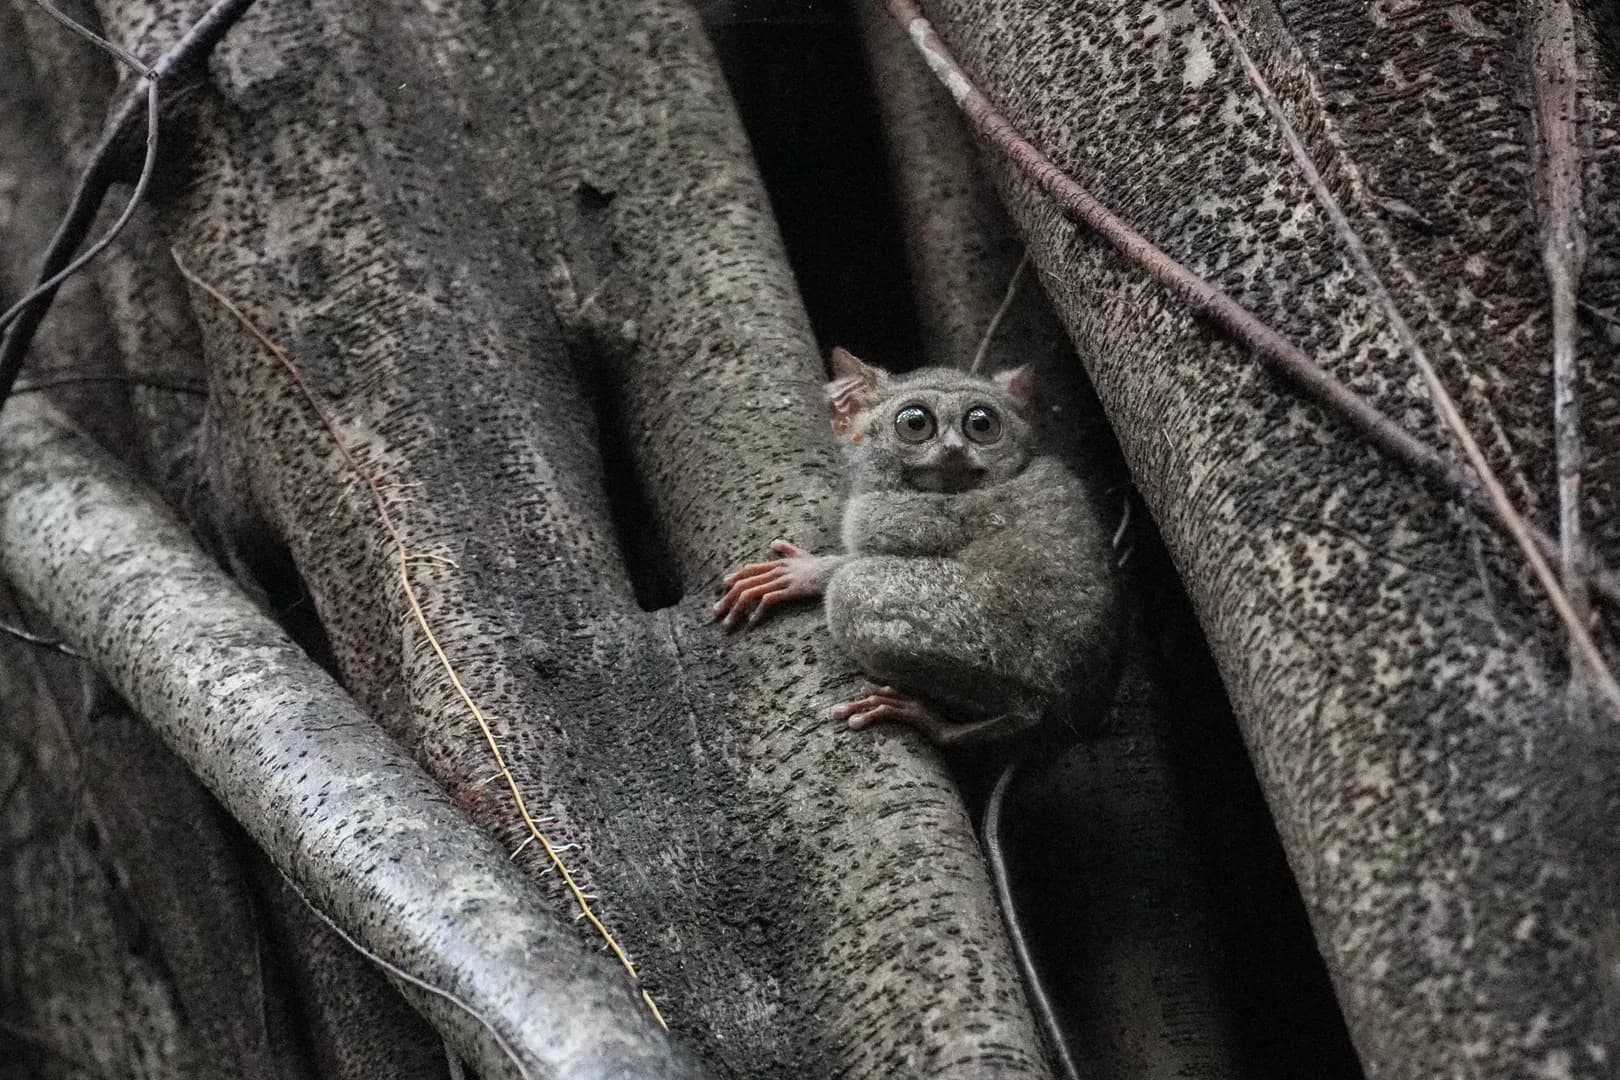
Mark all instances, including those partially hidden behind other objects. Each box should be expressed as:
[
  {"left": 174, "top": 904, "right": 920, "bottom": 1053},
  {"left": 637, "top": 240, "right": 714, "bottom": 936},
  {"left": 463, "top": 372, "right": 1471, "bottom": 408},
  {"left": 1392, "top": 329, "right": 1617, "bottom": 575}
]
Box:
[{"left": 937, "top": 443, "right": 984, "bottom": 482}]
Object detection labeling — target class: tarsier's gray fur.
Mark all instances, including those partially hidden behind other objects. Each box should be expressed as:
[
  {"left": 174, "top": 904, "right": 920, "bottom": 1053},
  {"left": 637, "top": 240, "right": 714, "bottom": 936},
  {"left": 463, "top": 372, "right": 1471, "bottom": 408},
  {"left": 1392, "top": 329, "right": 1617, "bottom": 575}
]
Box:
[
  {"left": 716, "top": 351, "right": 1121, "bottom": 744},
  {"left": 825, "top": 359, "right": 1121, "bottom": 740}
]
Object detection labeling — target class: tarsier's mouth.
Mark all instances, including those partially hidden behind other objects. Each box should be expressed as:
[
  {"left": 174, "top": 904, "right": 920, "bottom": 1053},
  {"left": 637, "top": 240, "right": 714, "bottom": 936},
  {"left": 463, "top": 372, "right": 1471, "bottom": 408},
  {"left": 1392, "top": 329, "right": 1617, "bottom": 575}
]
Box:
[{"left": 903, "top": 465, "right": 987, "bottom": 494}]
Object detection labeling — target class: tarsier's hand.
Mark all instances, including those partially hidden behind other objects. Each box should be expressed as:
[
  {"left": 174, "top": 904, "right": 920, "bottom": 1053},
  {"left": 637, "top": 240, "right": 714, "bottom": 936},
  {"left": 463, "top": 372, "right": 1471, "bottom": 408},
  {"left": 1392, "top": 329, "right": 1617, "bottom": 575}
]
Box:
[{"left": 713, "top": 540, "right": 836, "bottom": 630}]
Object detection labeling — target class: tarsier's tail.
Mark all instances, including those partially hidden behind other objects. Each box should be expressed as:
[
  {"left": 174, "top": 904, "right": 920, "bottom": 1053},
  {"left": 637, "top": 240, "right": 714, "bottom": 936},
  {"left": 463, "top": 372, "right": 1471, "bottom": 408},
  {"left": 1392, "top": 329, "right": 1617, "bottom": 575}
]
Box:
[{"left": 981, "top": 751, "right": 1081, "bottom": 1080}]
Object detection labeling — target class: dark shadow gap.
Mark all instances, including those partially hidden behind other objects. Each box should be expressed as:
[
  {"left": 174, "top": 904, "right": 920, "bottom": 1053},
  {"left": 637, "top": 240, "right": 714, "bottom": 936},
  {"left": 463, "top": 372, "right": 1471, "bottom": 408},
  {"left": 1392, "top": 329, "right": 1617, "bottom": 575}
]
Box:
[
  {"left": 228, "top": 528, "right": 343, "bottom": 680},
  {"left": 577, "top": 355, "right": 685, "bottom": 612},
  {"left": 700, "top": 0, "right": 925, "bottom": 368}
]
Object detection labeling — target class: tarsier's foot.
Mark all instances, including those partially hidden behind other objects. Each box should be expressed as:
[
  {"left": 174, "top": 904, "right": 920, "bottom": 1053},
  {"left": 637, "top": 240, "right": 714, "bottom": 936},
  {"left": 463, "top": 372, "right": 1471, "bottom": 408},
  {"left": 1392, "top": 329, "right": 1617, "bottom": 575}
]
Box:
[
  {"left": 713, "top": 540, "right": 829, "bottom": 631},
  {"left": 835, "top": 686, "right": 1036, "bottom": 746},
  {"left": 831, "top": 685, "right": 953, "bottom": 741}
]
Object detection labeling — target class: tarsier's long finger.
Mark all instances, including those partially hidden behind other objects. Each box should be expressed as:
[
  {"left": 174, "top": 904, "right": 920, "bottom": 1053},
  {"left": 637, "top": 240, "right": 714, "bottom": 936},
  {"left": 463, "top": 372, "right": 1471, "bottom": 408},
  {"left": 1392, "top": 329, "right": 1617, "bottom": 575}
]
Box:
[
  {"left": 840, "top": 687, "right": 909, "bottom": 708},
  {"left": 723, "top": 558, "right": 787, "bottom": 587},
  {"left": 768, "top": 540, "right": 808, "bottom": 558},
  {"left": 828, "top": 693, "right": 888, "bottom": 724},
  {"left": 721, "top": 579, "right": 790, "bottom": 629},
  {"left": 832, "top": 686, "right": 934, "bottom": 730},
  {"left": 712, "top": 586, "right": 742, "bottom": 619},
  {"left": 748, "top": 586, "right": 822, "bottom": 628},
  {"left": 842, "top": 703, "right": 908, "bottom": 731},
  {"left": 718, "top": 586, "right": 765, "bottom": 628},
  {"left": 747, "top": 587, "right": 804, "bottom": 626},
  {"left": 713, "top": 567, "right": 785, "bottom": 617}
]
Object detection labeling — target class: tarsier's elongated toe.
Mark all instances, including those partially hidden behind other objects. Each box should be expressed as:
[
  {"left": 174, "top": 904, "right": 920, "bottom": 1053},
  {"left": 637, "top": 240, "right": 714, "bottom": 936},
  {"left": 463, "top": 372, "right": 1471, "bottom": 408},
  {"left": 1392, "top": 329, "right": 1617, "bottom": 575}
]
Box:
[
  {"left": 831, "top": 686, "right": 950, "bottom": 739},
  {"left": 713, "top": 540, "right": 826, "bottom": 631}
]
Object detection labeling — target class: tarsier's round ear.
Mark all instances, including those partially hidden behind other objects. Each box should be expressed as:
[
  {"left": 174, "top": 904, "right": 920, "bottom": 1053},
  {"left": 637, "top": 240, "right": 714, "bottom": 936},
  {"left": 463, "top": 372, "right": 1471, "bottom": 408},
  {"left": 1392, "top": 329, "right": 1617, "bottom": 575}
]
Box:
[
  {"left": 826, "top": 347, "right": 888, "bottom": 438},
  {"left": 994, "top": 364, "right": 1036, "bottom": 417}
]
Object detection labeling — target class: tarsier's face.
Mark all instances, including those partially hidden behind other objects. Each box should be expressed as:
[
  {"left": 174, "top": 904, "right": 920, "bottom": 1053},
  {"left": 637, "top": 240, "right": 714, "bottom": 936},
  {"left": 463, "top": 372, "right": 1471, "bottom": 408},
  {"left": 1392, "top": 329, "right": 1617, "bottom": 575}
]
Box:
[
  {"left": 826, "top": 350, "right": 1036, "bottom": 494},
  {"left": 869, "top": 379, "right": 1032, "bottom": 492}
]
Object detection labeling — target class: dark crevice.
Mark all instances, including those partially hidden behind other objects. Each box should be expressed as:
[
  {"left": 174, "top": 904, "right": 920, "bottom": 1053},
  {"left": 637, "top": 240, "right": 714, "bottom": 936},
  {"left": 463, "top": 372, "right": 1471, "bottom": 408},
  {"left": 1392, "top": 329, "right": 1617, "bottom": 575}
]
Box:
[
  {"left": 577, "top": 355, "right": 685, "bottom": 612},
  {"left": 557, "top": 176, "right": 686, "bottom": 613},
  {"left": 702, "top": 0, "right": 925, "bottom": 367},
  {"left": 228, "top": 527, "right": 343, "bottom": 680}
]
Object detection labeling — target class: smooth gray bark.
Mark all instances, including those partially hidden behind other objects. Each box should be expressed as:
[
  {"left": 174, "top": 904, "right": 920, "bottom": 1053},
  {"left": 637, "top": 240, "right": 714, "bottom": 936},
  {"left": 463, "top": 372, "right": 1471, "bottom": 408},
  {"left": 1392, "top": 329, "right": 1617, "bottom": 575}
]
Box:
[{"left": 0, "top": 400, "right": 698, "bottom": 1080}]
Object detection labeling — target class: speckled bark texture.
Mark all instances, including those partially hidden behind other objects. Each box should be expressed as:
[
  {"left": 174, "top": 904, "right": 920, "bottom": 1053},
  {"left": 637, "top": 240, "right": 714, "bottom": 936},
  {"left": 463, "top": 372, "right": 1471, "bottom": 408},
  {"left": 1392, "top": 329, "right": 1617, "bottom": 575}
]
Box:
[
  {"left": 914, "top": 0, "right": 1619, "bottom": 1076},
  {"left": 0, "top": 401, "right": 698, "bottom": 1080},
  {"left": 0, "top": 0, "right": 1058, "bottom": 1075},
  {"left": 14, "top": 0, "right": 1609, "bottom": 1076}
]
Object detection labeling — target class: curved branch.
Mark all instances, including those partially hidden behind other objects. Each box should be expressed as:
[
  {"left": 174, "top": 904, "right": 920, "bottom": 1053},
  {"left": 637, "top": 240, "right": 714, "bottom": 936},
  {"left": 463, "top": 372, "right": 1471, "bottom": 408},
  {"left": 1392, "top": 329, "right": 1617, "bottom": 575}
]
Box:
[{"left": 0, "top": 400, "right": 702, "bottom": 1080}]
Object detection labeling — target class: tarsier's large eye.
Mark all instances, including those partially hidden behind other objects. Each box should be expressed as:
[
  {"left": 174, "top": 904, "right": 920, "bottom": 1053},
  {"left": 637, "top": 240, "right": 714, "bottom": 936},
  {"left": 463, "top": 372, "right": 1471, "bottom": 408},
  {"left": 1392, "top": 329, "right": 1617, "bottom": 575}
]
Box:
[
  {"left": 963, "top": 405, "right": 1003, "bottom": 444},
  {"left": 894, "top": 404, "right": 946, "bottom": 443},
  {"left": 894, "top": 405, "right": 937, "bottom": 443}
]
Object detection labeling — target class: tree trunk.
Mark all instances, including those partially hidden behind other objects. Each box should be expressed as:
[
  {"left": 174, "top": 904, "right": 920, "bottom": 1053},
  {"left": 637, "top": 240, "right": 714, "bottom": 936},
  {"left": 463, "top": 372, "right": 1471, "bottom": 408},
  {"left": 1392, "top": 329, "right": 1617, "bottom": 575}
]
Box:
[
  {"left": 0, "top": 1, "right": 1614, "bottom": 1078},
  {"left": 918, "top": 0, "right": 1619, "bottom": 1076},
  {"left": 2, "top": 0, "right": 1046, "bottom": 1076}
]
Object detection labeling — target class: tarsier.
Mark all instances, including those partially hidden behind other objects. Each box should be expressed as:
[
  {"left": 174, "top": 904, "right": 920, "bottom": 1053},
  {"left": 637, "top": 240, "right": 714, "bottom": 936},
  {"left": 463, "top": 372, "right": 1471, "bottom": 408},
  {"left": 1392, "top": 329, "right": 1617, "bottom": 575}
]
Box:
[{"left": 715, "top": 347, "right": 1121, "bottom": 747}]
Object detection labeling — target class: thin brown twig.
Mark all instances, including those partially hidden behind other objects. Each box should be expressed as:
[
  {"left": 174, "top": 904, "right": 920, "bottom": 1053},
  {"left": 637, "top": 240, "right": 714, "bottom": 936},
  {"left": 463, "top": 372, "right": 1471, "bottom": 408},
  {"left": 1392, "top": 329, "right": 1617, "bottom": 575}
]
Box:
[
  {"left": 1198, "top": 0, "right": 1617, "bottom": 708},
  {"left": 0, "top": 0, "right": 257, "bottom": 415},
  {"left": 969, "top": 250, "right": 1028, "bottom": 374},
  {"left": 0, "top": 617, "right": 80, "bottom": 656},
  {"left": 1530, "top": 0, "right": 1591, "bottom": 683},
  {"left": 12, "top": 372, "right": 206, "bottom": 396},
  {"left": 883, "top": 0, "right": 1620, "bottom": 619},
  {"left": 282, "top": 872, "right": 533, "bottom": 1080},
  {"left": 172, "top": 256, "right": 666, "bottom": 1029}
]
